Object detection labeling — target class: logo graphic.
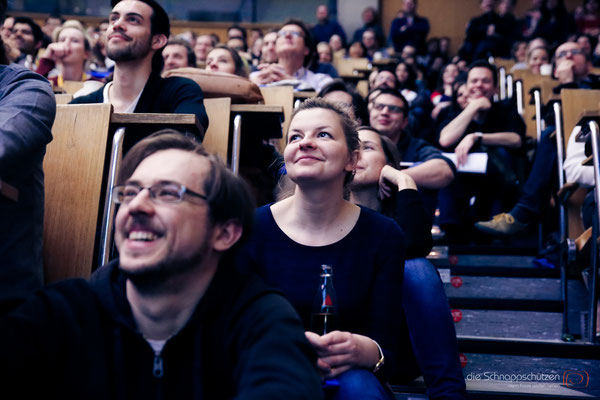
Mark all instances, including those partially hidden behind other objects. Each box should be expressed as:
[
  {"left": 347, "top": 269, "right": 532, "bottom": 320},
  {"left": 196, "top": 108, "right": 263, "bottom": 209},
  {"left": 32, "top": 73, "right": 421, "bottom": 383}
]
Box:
[
  {"left": 563, "top": 370, "right": 589, "bottom": 388},
  {"left": 459, "top": 353, "right": 468, "bottom": 368}
]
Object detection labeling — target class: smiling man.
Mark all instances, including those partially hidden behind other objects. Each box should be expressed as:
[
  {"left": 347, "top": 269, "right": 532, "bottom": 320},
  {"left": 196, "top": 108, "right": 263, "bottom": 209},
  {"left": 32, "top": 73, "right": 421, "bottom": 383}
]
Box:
[
  {"left": 0, "top": 130, "right": 323, "bottom": 399},
  {"left": 71, "top": 0, "right": 208, "bottom": 134},
  {"left": 437, "top": 60, "right": 526, "bottom": 236}
]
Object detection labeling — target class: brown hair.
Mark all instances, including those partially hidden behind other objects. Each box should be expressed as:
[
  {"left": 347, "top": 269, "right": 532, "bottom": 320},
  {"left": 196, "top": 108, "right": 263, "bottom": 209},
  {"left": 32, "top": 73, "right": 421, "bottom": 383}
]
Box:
[
  {"left": 207, "top": 44, "right": 249, "bottom": 78},
  {"left": 118, "top": 130, "right": 255, "bottom": 246}
]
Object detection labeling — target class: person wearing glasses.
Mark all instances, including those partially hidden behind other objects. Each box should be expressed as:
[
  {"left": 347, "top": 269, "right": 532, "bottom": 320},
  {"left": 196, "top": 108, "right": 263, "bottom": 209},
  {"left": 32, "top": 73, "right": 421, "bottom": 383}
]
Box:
[
  {"left": 477, "top": 41, "right": 600, "bottom": 235},
  {"left": 368, "top": 87, "right": 455, "bottom": 217},
  {"left": 249, "top": 19, "right": 333, "bottom": 91},
  {"left": 0, "top": 130, "right": 324, "bottom": 399}
]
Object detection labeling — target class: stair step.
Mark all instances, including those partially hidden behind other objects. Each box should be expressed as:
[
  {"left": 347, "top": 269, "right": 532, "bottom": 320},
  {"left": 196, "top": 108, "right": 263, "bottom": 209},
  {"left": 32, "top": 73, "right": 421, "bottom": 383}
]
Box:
[
  {"left": 452, "top": 310, "right": 563, "bottom": 340},
  {"left": 392, "top": 353, "right": 600, "bottom": 399},
  {"left": 458, "top": 336, "right": 600, "bottom": 359}
]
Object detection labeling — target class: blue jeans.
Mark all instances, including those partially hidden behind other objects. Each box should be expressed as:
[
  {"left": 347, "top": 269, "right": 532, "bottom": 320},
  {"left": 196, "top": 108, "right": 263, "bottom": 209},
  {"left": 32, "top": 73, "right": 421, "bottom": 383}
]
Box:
[
  {"left": 401, "top": 258, "right": 467, "bottom": 400},
  {"left": 512, "top": 126, "right": 557, "bottom": 222},
  {"left": 328, "top": 369, "right": 395, "bottom": 400}
]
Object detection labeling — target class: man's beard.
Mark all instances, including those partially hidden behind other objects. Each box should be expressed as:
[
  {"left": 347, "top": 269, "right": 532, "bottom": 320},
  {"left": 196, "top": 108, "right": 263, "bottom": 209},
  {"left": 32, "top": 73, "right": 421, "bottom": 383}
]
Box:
[
  {"left": 106, "top": 36, "right": 152, "bottom": 62},
  {"left": 119, "top": 235, "right": 211, "bottom": 289}
]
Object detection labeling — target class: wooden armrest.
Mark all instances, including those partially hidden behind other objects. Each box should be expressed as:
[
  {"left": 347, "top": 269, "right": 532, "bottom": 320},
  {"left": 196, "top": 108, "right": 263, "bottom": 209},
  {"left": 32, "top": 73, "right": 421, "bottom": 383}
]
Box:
[
  {"left": 575, "top": 227, "right": 592, "bottom": 252},
  {"left": 0, "top": 179, "right": 19, "bottom": 202},
  {"left": 557, "top": 182, "right": 580, "bottom": 204}
]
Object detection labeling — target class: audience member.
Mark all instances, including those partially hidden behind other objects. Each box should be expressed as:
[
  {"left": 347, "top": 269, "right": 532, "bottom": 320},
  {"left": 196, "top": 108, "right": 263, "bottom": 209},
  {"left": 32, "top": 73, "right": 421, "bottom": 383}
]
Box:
[
  {"left": 35, "top": 20, "right": 96, "bottom": 89},
  {"left": 71, "top": 0, "right": 208, "bottom": 134},
  {"left": 317, "top": 41, "right": 333, "bottom": 63},
  {"left": 318, "top": 79, "right": 369, "bottom": 124},
  {"left": 175, "top": 29, "right": 196, "bottom": 48},
  {"left": 260, "top": 30, "right": 278, "bottom": 63},
  {"left": 349, "top": 126, "right": 466, "bottom": 399},
  {"left": 227, "top": 24, "right": 247, "bottom": 42},
  {"left": 369, "top": 88, "right": 454, "bottom": 215},
  {"left": 534, "top": 0, "right": 576, "bottom": 49},
  {"left": 0, "top": 130, "right": 324, "bottom": 399},
  {"left": 576, "top": 0, "right": 600, "bottom": 36},
  {"left": 460, "top": 0, "right": 514, "bottom": 61},
  {"left": 431, "top": 63, "right": 460, "bottom": 119},
  {"left": 521, "top": 0, "right": 544, "bottom": 40},
  {"left": 476, "top": 40, "right": 600, "bottom": 235},
  {"left": 205, "top": 44, "right": 249, "bottom": 77},
  {"left": 348, "top": 40, "right": 367, "bottom": 58},
  {"left": 329, "top": 33, "right": 344, "bottom": 53},
  {"left": 1, "top": 14, "right": 13, "bottom": 41},
  {"left": 389, "top": 0, "right": 430, "bottom": 54},
  {"left": 352, "top": 6, "right": 385, "bottom": 50},
  {"left": 162, "top": 37, "right": 196, "bottom": 72},
  {"left": 41, "top": 13, "right": 62, "bottom": 38},
  {"left": 238, "top": 98, "right": 405, "bottom": 399},
  {"left": 194, "top": 34, "right": 216, "bottom": 66},
  {"left": 0, "top": 0, "right": 56, "bottom": 315},
  {"left": 250, "top": 19, "right": 332, "bottom": 91},
  {"left": 510, "top": 41, "right": 528, "bottom": 70},
  {"left": 311, "top": 4, "right": 347, "bottom": 46},
  {"left": 10, "top": 16, "right": 43, "bottom": 68},
  {"left": 525, "top": 45, "right": 550, "bottom": 74}
]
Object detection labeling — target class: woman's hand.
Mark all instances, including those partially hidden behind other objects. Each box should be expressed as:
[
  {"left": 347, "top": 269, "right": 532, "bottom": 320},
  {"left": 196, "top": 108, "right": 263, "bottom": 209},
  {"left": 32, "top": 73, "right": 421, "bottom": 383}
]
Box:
[
  {"left": 305, "top": 331, "right": 380, "bottom": 378},
  {"left": 378, "top": 165, "right": 417, "bottom": 199},
  {"left": 42, "top": 42, "right": 69, "bottom": 62},
  {"left": 454, "top": 133, "right": 477, "bottom": 167}
]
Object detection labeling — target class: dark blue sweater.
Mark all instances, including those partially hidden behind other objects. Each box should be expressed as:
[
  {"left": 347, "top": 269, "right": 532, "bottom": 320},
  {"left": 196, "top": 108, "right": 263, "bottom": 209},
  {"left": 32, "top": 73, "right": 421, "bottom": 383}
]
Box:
[{"left": 237, "top": 205, "right": 407, "bottom": 380}]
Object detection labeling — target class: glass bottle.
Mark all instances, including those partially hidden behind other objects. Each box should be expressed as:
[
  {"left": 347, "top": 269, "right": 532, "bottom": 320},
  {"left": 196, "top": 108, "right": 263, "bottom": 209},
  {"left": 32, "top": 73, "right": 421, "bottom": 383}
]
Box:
[{"left": 310, "top": 264, "right": 339, "bottom": 335}]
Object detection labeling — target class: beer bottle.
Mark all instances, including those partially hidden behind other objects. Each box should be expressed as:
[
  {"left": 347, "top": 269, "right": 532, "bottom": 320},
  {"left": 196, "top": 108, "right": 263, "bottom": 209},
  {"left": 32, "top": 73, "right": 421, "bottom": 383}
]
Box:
[{"left": 310, "top": 264, "right": 339, "bottom": 335}]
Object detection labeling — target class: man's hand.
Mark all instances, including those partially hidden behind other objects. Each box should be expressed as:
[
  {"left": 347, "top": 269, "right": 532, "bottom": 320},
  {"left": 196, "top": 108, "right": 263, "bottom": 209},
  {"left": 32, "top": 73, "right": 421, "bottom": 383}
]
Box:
[
  {"left": 555, "top": 59, "right": 575, "bottom": 84},
  {"left": 454, "top": 133, "right": 478, "bottom": 167},
  {"left": 305, "top": 331, "right": 380, "bottom": 378},
  {"left": 467, "top": 96, "right": 492, "bottom": 112}
]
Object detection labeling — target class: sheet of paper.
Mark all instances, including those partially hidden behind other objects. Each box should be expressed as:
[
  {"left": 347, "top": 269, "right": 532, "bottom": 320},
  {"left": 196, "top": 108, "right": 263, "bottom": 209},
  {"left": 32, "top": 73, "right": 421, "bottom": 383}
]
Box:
[{"left": 442, "top": 152, "right": 488, "bottom": 174}]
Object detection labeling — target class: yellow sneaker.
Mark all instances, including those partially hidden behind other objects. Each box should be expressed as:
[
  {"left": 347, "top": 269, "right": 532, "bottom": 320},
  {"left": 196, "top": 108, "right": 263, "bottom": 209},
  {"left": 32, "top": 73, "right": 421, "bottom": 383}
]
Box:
[{"left": 474, "top": 213, "right": 528, "bottom": 236}]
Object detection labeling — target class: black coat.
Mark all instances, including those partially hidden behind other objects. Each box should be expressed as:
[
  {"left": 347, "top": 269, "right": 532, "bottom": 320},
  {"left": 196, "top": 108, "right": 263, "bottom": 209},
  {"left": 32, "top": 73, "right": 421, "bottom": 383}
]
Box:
[{"left": 0, "top": 259, "right": 323, "bottom": 400}]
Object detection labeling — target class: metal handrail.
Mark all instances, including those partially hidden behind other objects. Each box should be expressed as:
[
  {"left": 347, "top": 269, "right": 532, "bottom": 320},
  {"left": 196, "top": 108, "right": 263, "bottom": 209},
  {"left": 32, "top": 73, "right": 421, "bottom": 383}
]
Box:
[
  {"left": 553, "top": 102, "right": 572, "bottom": 341},
  {"left": 99, "top": 127, "right": 126, "bottom": 267},
  {"left": 587, "top": 120, "right": 600, "bottom": 343},
  {"left": 533, "top": 89, "right": 543, "bottom": 143},
  {"left": 506, "top": 74, "right": 514, "bottom": 99},
  {"left": 499, "top": 67, "right": 506, "bottom": 100},
  {"left": 516, "top": 80, "right": 524, "bottom": 116},
  {"left": 231, "top": 114, "right": 242, "bottom": 175}
]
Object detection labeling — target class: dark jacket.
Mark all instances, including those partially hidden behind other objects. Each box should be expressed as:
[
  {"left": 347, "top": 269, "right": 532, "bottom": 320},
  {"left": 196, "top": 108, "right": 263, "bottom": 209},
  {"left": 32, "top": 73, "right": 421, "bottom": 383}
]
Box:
[
  {"left": 0, "top": 259, "right": 323, "bottom": 400},
  {"left": 71, "top": 71, "right": 209, "bottom": 134}
]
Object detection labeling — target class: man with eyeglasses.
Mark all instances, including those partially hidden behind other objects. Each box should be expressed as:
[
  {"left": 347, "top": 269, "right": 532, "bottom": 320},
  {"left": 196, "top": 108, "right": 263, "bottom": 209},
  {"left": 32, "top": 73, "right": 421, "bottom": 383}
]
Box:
[
  {"left": 250, "top": 19, "right": 332, "bottom": 92},
  {"left": 0, "top": 130, "right": 323, "bottom": 399},
  {"left": 369, "top": 88, "right": 455, "bottom": 217},
  {"left": 476, "top": 41, "right": 600, "bottom": 236}
]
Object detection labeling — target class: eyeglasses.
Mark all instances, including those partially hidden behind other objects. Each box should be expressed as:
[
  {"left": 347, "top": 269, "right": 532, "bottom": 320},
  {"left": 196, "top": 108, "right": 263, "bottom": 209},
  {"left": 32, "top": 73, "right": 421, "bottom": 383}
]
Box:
[
  {"left": 556, "top": 48, "right": 584, "bottom": 59},
  {"left": 277, "top": 30, "right": 304, "bottom": 39},
  {"left": 112, "top": 182, "right": 207, "bottom": 205},
  {"left": 372, "top": 102, "right": 405, "bottom": 114}
]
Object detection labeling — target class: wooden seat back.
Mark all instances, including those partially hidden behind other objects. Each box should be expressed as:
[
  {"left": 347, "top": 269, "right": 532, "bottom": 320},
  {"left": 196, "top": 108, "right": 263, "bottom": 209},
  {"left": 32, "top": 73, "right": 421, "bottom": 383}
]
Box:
[
  {"left": 54, "top": 94, "right": 73, "bottom": 104},
  {"left": 560, "top": 89, "right": 600, "bottom": 238},
  {"left": 260, "top": 86, "right": 294, "bottom": 152},
  {"left": 333, "top": 57, "right": 369, "bottom": 77},
  {"left": 512, "top": 71, "right": 555, "bottom": 139},
  {"left": 44, "top": 104, "right": 112, "bottom": 282},
  {"left": 203, "top": 97, "right": 232, "bottom": 162}
]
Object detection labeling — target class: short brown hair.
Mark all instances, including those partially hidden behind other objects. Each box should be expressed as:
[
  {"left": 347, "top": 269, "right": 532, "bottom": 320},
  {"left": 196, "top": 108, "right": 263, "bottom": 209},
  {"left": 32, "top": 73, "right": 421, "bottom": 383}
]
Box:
[{"left": 118, "top": 130, "right": 255, "bottom": 246}]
